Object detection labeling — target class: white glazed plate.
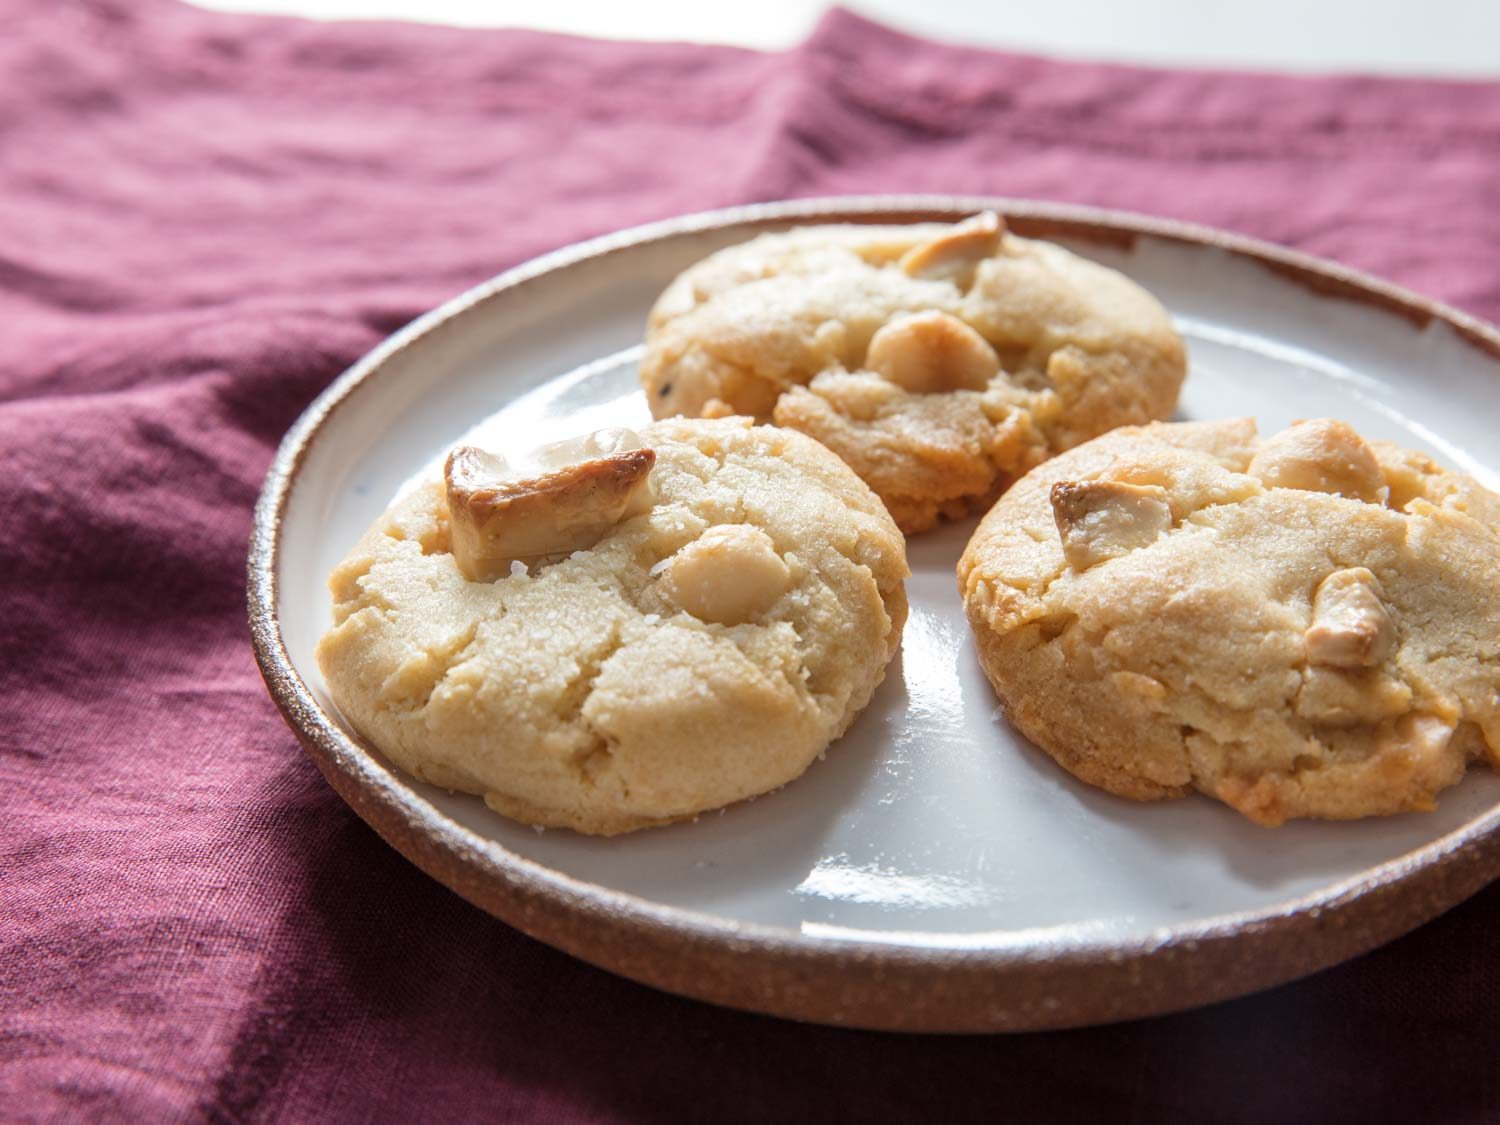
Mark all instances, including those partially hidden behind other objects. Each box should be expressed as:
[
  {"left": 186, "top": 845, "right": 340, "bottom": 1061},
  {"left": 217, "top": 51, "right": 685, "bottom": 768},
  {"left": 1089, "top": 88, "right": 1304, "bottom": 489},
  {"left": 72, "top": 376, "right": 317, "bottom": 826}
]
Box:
[{"left": 249, "top": 198, "right": 1500, "bottom": 1032}]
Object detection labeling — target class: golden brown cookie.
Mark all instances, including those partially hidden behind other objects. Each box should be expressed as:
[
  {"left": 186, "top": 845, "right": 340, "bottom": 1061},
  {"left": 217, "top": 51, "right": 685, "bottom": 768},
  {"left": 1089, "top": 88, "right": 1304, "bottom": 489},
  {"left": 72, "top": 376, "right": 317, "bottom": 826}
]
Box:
[
  {"left": 317, "top": 417, "right": 908, "bottom": 835},
  {"left": 642, "top": 214, "right": 1187, "bottom": 532},
  {"left": 958, "top": 417, "right": 1500, "bottom": 826}
]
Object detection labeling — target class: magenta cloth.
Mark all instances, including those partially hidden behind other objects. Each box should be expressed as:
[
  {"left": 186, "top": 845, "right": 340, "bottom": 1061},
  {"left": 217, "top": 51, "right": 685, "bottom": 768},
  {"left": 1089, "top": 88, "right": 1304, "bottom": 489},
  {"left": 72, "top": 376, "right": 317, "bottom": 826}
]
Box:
[{"left": 4, "top": 1, "right": 1500, "bottom": 1119}]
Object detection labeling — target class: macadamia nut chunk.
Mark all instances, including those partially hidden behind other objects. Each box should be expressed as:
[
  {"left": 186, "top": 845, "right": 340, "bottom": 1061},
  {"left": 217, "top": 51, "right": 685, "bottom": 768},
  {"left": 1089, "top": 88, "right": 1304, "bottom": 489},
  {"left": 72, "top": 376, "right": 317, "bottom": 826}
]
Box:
[
  {"left": 898, "top": 210, "right": 1004, "bottom": 286},
  {"left": 1305, "top": 567, "right": 1396, "bottom": 669},
  {"left": 1248, "top": 418, "right": 1386, "bottom": 502},
  {"left": 661, "top": 524, "right": 790, "bottom": 625},
  {"left": 1050, "top": 479, "right": 1173, "bottom": 570},
  {"left": 865, "top": 311, "right": 1001, "bottom": 394},
  {"left": 445, "top": 428, "right": 656, "bottom": 582},
  {"left": 530, "top": 427, "right": 651, "bottom": 472}
]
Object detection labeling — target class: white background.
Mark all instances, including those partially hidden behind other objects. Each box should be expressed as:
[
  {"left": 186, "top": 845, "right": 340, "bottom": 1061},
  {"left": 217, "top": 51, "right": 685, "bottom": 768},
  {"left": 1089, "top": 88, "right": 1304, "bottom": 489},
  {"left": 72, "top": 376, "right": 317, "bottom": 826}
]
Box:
[{"left": 188, "top": 0, "right": 1500, "bottom": 76}]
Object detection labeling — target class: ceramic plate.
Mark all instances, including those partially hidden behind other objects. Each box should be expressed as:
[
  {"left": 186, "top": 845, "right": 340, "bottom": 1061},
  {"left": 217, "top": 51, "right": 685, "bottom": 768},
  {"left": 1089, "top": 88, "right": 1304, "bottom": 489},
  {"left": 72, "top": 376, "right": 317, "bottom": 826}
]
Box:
[{"left": 249, "top": 197, "right": 1500, "bottom": 1032}]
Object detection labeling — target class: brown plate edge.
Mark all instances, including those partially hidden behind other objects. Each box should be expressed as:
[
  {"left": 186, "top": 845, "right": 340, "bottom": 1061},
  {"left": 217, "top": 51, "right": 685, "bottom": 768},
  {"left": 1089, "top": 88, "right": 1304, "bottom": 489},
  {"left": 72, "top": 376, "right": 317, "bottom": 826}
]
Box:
[{"left": 246, "top": 194, "right": 1500, "bottom": 1034}]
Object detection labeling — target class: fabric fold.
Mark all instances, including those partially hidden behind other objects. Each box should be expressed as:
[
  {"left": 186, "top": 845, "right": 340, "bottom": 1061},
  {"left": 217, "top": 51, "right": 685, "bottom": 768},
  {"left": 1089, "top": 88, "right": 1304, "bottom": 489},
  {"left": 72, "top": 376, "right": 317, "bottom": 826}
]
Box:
[{"left": 2, "top": 1, "right": 1498, "bottom": 1120}]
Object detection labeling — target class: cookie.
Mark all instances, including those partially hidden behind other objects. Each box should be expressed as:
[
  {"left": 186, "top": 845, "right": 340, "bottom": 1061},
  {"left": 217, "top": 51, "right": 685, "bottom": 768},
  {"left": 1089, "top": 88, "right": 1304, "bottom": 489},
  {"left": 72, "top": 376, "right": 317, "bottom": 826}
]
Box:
[
  {"left": 641, "top": 213, "right": 1187, "bottom": 533},
  {"left": 317, "top": 417, "right": 909, "bottom": 835},
  {"left": 958, "top": 417, "right": 1500, "bottom": 826}
]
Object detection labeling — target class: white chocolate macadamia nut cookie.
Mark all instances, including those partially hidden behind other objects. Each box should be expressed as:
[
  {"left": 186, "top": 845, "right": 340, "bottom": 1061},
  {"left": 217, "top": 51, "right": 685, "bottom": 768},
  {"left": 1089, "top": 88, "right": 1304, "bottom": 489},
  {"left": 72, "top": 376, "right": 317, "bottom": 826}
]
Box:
[
  {"left": 641, "top": 214, "right": 1187, "bottom": 533},
  {"left": 959, "top": 417, "right": 1500, "bottom": 826},
  {"left": 317, "top": 418, "right": 908, "bottom": 836}
]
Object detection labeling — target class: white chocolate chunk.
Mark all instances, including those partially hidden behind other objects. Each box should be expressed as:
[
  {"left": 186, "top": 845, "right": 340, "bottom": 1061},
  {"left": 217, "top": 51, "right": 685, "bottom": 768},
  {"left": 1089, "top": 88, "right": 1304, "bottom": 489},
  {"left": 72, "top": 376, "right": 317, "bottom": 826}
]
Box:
[
  {"left": 444, "top": 431, "right": 656, "bottom": 582},
  {"left": 660, "top": 524, "right": 790, "bottom": 625},
  {"left": 898, "top": 211, "right": 1004, "bottom": 286},
  {"left": 1305, "top": 567, "right": 1396, "bottom": 668},
  {"left": 1248, "top": 419, "right": 1386, "bottom": 502},
  {"left": 1375, "top": 712, "right": 1457, "bottom": 765},
  {"left": 1050, "top": 479, "right": 1173, "bottom": 570},
  {"left": 865, "top": 311, "right": 1000, "bottom": 394}
]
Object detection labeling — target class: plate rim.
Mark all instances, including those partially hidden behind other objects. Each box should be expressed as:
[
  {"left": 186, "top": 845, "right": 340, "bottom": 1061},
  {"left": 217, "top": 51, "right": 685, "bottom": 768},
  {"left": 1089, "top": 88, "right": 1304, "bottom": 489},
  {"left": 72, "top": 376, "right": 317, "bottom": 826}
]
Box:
[{"left": 247, "top": 194, "right": 1500, "bottom": 1033}]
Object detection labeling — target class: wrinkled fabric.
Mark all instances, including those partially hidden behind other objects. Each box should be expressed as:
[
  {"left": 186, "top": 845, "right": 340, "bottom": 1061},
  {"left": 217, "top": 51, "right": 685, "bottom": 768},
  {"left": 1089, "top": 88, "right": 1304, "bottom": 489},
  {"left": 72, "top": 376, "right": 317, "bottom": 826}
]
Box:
[{"left": 3, "top": 1, "right": 1499, "bottom": 1120}]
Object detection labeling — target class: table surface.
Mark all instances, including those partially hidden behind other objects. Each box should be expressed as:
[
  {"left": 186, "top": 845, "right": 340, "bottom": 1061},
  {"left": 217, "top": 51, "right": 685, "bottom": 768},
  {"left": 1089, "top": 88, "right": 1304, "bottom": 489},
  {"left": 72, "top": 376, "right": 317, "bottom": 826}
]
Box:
[{"left": 187, "top": 0, "right": 1500, "bottom": 76}]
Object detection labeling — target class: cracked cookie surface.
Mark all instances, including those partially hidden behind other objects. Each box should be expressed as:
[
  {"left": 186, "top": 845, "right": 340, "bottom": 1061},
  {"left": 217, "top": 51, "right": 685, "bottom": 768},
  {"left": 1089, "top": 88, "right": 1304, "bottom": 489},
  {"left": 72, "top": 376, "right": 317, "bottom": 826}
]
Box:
[
  {"left": 958, "top": 418, "right": 1500, "bottom": 825},
  {"left": 316, "top": 418, "right": 908, "bottom": 835},
  {"left": 641, "top": 217, "right": 1187, "bottom": 533}
]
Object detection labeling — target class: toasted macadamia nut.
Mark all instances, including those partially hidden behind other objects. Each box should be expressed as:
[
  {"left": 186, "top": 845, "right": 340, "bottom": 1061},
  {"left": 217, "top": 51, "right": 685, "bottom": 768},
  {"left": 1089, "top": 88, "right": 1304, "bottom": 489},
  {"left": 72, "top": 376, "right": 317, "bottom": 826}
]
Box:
[
  {"left": 1050, "top": 479, "right": 1173, "bottom": 570},
  {"left": 525, "top": 427, "right": 648, "bottom": 471},
  {"left": 1305, "top": 567, "right": 1396, "bottom": 668},
  {"left": 899, "top": 211, "right": 1004, "bottom": 286},
  {"left": 446, "top": 445, "right": 511, "bottom": 490},
  {"left": 445, "top": 432, "right": 656, "bottom": 582},
  {"left": 1248, "top": 419, "right": 1386, "bottom": 502},
  {"left": 865, "top": 311, "right": 1001, "bottom": 395},
  {"left": 660, "top": 524, "right": 790, "bottom": 625}
]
